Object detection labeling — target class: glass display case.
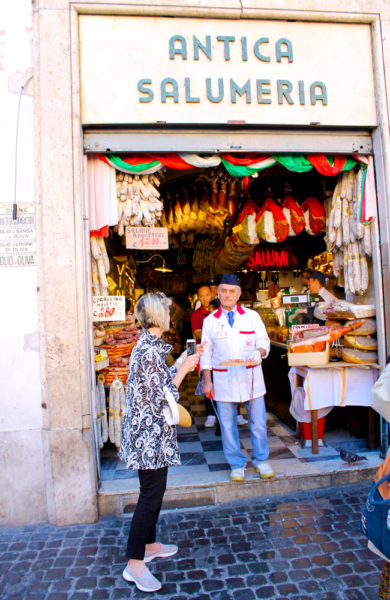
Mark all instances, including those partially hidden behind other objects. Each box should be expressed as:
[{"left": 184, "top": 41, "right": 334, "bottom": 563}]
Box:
[{"left": 257, "top": 306, "right": 289, "bottom": 344}]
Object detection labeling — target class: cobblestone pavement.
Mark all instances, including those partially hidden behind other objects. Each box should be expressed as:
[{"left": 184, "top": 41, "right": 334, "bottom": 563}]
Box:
[{"left": 0, "top": 482, "right": 384, "bottom": 600}]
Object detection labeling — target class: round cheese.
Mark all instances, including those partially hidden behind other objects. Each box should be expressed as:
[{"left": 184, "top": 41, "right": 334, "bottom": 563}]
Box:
[
  {"left": 343, "top": 335, "right": 377, "bottom": 351},
  {"left": 346, "top": 318, "right": 376, "bottom": 336},
  {"left": 341, "top": 348, "right": 378, "bottom": 364}
]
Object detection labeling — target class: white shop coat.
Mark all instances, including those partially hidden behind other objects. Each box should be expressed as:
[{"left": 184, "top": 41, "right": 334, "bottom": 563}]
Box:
[
  {"left": 200, "top": 304, "right": 270, "bottom": 403},
  {"left": 314, "top": 287, "right": 337, "bottom": 321}
]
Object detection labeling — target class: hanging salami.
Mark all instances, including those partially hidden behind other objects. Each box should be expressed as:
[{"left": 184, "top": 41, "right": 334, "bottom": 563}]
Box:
[{"left": 327, "top": 167, "right": 373, "bottom": 296}]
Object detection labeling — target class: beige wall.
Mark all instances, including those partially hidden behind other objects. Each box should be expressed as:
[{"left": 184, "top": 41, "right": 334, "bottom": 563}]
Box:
[{"left": 31, "top": 0, "right": 390, "bottom": 525}]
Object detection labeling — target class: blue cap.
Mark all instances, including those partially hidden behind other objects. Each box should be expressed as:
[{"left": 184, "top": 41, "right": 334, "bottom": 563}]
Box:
[
  {"left": 219, "top": 273, "right": 241, "bottom": 287},
  {"left": 309, "top": 270, "right": 326, "bottom": 286}
]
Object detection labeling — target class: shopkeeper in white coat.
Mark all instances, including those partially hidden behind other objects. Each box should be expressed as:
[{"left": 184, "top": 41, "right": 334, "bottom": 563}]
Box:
[
  {"left": 201, "top": 273, "right": 274, "bottom": 482},
  {"left": 308, "top": 270, "right": 337, "bottom": 322}
]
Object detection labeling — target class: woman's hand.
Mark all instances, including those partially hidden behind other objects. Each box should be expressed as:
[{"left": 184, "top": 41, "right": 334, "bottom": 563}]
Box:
[
  {"left": 182, "top": 353, "right": 200, "bottom": 373},
  {"left": 172, "top": 353, "right": 200, "bottom": 388}
]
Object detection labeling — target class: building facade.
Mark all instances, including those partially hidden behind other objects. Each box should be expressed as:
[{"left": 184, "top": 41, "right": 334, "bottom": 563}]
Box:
[{"left": 1, "top": 0, "right": 390, "bottom": 526}]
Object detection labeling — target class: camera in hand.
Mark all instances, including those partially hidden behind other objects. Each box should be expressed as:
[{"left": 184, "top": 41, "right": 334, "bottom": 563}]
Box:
[{"left": 186, "top": 339, "right": 196, "bottom": 356}]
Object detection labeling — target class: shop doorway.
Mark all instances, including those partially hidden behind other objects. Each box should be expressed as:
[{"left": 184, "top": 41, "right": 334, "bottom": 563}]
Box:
[{"left": 86, "top": 143, "right": 385, "bottom": 498}]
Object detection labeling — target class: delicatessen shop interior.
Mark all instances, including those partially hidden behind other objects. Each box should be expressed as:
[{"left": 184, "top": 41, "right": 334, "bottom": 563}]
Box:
[{"left": 89, "top": 152, "right": 381, "bottom": 468}]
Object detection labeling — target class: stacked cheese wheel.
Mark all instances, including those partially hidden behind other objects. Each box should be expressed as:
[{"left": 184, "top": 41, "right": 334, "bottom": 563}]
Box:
[{"left": 340, "top": 319, "right": 378, "bottom": 364}]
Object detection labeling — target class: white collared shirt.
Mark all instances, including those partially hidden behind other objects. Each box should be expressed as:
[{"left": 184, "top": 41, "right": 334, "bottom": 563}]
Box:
[{"left": 200, "top": 304, "right": 270, "bottom": 403}]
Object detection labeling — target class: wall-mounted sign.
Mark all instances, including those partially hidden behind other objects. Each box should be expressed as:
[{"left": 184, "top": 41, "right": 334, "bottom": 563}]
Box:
[
  {"left": 246, "top": 246, "right": 298, "bottom": 270},
  {"left": 79, "top": 16, "right": 376, "bottom": 127},
  {"left": 92, "top": 295, "right": 125, "bottom": 322},
  {"left": 126, "top": 226, "right": 169, "bottom": 250},
  {"left": 0, "top": 203, "right": 36, "bottom": 267}
]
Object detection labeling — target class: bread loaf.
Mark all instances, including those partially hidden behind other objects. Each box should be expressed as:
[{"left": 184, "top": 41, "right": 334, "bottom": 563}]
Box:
[
  {"left": 341, "top": 348, "right": 378, "bottom": 364},
  {"left": 343, "top": 335, "right": 377, "bottom": 351},
  {"left": 346, "top": 318, "right": 376, "bottom": 336}
]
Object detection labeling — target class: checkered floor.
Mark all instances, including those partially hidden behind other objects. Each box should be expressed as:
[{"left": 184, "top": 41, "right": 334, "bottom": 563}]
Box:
[{"left": 100, "top": 372, "right": 382, "bottom": 488}]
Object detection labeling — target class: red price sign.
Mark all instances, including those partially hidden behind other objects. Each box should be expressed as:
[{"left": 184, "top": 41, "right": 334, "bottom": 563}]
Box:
[
  {"left": 125, "top": 226, "right": 169, "bottom": 250},
  {"left": 92, "top": 296, "right": 125, "bottom": 322}
]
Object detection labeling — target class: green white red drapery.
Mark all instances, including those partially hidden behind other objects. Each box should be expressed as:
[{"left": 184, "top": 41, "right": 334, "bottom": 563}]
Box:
[
  {"left": 98, "top": 152, "right": 363, "bottom": 177},
  {"left": 89, "top": 152, "right": 375, "bottom": 236}
]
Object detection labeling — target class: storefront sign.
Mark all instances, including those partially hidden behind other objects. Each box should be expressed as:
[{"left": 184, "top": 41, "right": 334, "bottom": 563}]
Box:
[
  {"left": 247, "top": 247, "right": 298, "bottom": 270},
  {"left": 79, "top": 16, "right": 376, "bottom": 127},
  {"left": 0, "top": 203, "right": 36, "bottom": 267},
  {"left": 126, "top": 226, "right": 169, "bottom": 250},
  {"left": 92, "top": 295, "right": 125, "bottom": 321}
]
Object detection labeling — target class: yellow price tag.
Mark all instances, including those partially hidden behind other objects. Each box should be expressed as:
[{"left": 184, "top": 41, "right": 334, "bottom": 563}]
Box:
[{"left": 232, "top": 224, "right": 243, "bottom": 233}]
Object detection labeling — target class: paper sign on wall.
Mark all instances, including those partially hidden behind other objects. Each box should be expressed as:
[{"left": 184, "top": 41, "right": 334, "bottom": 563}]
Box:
[
  {"left": 92, "top": 295, "right": 125, "bottom": 322},
  {"left": 126, "top": 227, "right": 169, "bottom": 250}
]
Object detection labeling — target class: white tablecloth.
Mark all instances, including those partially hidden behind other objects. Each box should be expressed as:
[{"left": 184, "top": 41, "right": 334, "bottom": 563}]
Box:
[{"left": 288, "top": 366, "right": 378, "bottom": 411}]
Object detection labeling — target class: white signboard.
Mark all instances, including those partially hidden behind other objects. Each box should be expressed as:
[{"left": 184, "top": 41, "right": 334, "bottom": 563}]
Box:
[
  {"left": 126, "top": 226, "right": 169, "bottom": 250},
  {"left": 92, "top": 295, "right": 126, "bottom": 322},
  {"left": 79, "top": 16, "right": 376, "bottom": 127},
  {"left": 291, "top": 324, "right": 320, "bottom": 334},
  {"left": 0, "top": 203, "right": 36, "bottom": 267}
]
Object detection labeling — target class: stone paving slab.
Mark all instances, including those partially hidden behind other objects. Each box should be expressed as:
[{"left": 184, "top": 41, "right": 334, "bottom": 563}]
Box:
[{"left": 0, "top": 482, "right": 384, "bottom": 599}]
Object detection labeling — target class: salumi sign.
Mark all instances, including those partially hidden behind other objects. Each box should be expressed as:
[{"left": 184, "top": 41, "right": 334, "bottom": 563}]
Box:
[{"left": 79, "top": 16, "right": 376, "bottom": 127}]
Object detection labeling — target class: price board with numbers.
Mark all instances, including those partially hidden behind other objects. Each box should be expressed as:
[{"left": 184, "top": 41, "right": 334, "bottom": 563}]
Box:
[
  {"left": 92, "top": 295, "right": 126, "bottom": 322},
  {"left": 126, "top": 226, "right": 168, "bottom": 250}
]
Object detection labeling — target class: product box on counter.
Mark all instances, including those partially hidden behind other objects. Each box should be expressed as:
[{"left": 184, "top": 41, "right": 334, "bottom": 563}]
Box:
[{"left": 287, "top": 343, "right": 330, "bottom": 367}]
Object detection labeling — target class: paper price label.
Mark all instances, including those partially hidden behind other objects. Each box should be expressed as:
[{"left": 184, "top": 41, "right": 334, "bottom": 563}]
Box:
[
  {"left": 125, "top": 226, "right": 168, "bottom": 250},
  {"left": 92, "top": 295, "right": 125, "bottom": 322}
]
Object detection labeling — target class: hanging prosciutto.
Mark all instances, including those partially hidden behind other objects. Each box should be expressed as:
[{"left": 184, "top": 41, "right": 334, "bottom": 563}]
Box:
[
  {"left": 256, "top": 197, "right": 290, "bottom": 244},
  {"left": 236, "top": 200, "right": 260, "bottom": 245},
  {"left": 281, "top": 194, "right": 305, "bottom": 236},
  {"left": 301, "top": 196, "right": 326, "bottom": 235}
]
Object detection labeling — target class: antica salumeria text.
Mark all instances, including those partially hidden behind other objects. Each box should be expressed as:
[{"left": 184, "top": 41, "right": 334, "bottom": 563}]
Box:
[{"left": 137, "top": 35, "right": 328, "bottom": 106}]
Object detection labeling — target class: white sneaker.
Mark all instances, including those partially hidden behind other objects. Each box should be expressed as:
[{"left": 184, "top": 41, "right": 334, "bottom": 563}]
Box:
[
  {"left": 230, "top": 467, "right": 245, "bottom": 482},
  {"left": 255, "top": 461, "right": 274, "bottom": 479},
  {"left": 123, "top": 565, "right": 162, "bottom": 592},
  {"left": 237, "top": 414, "right": 248, "bottom": 426},
  {"left": 204, "top": 415, "right": 217, "bottom": 428}
]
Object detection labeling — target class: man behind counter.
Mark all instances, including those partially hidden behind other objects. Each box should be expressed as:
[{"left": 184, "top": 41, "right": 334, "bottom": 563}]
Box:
[
  {"left": 200, "top": 273, "right": 273, "bottom": 482},
  {"left": 308, "top": 270, "right": 337, "bottom": 322}
]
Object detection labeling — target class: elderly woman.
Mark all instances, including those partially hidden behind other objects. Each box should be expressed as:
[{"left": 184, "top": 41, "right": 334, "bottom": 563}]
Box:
[{"left": 119, "top": 291, "right": 199, "bottom": 593}]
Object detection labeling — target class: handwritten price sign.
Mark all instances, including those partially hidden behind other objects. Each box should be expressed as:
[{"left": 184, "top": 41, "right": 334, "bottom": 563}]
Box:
[
  {"left": 92, "top": 295, "right": 126, "bottom": 322},
  {"left": 125, "top": 226, "right": 168, "bottom": 250},
  {"left": 291, "top": 324, "right": 320, "bottom": 334}
]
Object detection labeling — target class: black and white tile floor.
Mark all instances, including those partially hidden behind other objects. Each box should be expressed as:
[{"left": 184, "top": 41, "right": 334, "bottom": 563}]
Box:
[{"left": 100, "top": 373, "right": 382, "bottom": 492}]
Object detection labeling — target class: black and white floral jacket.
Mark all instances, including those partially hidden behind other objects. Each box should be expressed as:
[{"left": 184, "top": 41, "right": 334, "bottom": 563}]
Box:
[{"left": 119, "top": 329, "right": 181, "bottom": 470}]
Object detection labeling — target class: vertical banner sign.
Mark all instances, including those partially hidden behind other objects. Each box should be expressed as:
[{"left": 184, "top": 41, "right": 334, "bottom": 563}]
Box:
[
  {"left": 109, "top": 256, "right": 129, "bottom": 296},
  {"left": 92, "top": 295, "right": 126, "bottom": 322}
]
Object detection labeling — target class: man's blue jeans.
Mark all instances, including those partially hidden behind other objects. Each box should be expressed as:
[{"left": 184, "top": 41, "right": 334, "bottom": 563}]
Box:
[{"left": 216, "top": 396, "right": 269, "bottom": 470}]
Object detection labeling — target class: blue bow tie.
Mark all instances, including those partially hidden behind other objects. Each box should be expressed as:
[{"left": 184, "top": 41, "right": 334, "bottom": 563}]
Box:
[{"left": 228, "top": 311, "right": 235, "bottom": 328}]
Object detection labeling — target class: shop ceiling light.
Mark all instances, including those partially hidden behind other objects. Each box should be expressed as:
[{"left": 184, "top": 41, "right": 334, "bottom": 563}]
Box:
[{"left": 136, "top": 254, "right": 173, "bottom": 273}]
